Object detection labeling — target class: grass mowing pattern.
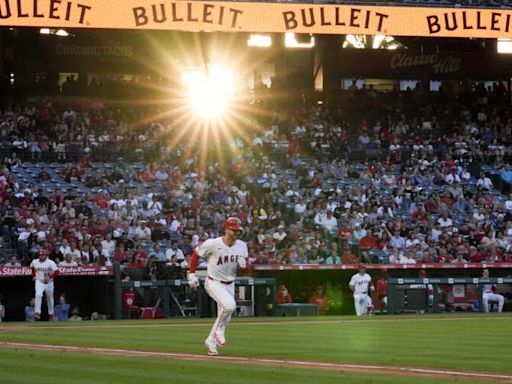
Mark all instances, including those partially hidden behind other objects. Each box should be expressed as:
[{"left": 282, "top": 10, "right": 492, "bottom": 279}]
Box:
[
  {"left": 1, "top": 315, "right": 511, "bottom": 373},
  {"left": 0, "top": 348, "right": 502, "bottom": 384}
]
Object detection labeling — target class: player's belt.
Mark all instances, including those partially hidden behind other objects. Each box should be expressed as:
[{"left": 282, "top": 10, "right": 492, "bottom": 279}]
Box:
[{"left": 208, "top": 276, "right": 233, "bottom": 285}]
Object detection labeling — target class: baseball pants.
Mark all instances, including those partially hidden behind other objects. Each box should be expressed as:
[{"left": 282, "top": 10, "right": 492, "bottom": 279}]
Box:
[
  {"left": 205, "top": 278, "right": 236, "bottom": 339},
  {"left": 35, "top": 280, "right": 55, "bottom": 315},
  {"left": 353, "top": 293, "right": 369, "bottom": 316},
  {"left": 483, "top": 292, "right": 504, "bottom": 312}
]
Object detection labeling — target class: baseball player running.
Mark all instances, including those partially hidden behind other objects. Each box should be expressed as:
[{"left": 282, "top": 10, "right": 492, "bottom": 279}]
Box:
[
  {"left": 188, "top": 217, "right": 250, "bottom": 356},
  {"left": 30, "top": 250, "right": 59, "bottom": 320},
  {"left": 481, "top": 269, "right": 505, "bottom": 312},
  {"left": 349, "top": 264, "right": 375, "bottom": 316}
]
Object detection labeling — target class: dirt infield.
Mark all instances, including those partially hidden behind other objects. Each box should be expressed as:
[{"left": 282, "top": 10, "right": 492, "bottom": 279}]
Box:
[{"left": 1, "top": 341, "right": 511, "bottom": 383}]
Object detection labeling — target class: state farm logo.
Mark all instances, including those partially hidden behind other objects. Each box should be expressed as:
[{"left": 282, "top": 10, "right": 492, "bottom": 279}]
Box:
[
  {"left": 0, "top": 267, "right": 31, "bottom": 276},
  {"left": 390, "top": 53, "right": 461, "bottom": 74}
]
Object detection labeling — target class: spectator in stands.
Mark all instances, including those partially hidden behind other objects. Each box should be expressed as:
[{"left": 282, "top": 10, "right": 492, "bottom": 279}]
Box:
[
  {"left": 476, "top": 172, "right": 493, "bottom": 190},
  {"left": 113, "top": 243, "right": 129, "bottom": 264},
  {"left": 4, "top": 256, "right": 21, "bottom": 267},
  {"left": 324, "top": 243, "right": 341, "bottom": 265},
  {"left": 272, "top": 225, "right": 287, "bottom": 244},
  {"left": 389, "top": 229, "right": 406, "bottom": 249},
  {"left": 60, "top": 253, "right": 78, "bottom": 266},
  {"left": 500, "top": 164, "right": 512, "bottom": 193},
  {"left": 165, "top": 241, "right": 185, "bottom": 264},
  {"left": 341, "top": 246, "right": 358, "bottom": 264},
  {"left": 306, "top": 246, "right": 324, "bottom": 264},
  {"left": 54, "top": 293, "right": 70, "bottom": 321},
  {"left": 134, "top": 220, "right": 151, "bottom": 240},
  {"left": 149, "top": 243, "right": 166, "bottom": 262}
]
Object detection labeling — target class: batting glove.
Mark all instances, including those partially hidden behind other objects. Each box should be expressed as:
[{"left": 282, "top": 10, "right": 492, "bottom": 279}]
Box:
[{"left": 188, "top": 273, "right": 200, "bottom": 288}]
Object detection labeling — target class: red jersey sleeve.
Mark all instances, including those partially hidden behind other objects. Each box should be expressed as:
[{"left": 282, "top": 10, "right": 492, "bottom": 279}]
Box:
[{"left": 189, "top": 250, "right": 199, "bottom": 273}]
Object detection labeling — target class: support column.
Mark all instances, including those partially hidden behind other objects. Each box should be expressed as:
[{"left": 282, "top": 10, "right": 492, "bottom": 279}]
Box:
[{"left": 314, "top": 34, "right": 341, "bottom": 106}]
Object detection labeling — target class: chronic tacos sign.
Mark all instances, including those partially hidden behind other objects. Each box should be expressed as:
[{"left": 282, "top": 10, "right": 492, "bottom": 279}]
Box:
[{"left": 0, "top": 0, "right": 512, "bottom": 38}]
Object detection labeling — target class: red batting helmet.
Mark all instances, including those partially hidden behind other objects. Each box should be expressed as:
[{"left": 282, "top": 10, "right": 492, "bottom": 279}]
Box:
[{"left": 224, "top": 217, "right": 243, "bottom": 232}]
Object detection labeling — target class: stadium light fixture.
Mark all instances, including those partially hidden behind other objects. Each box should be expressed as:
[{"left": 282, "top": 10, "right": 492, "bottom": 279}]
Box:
[
  {"left": 181, "top": 66, "right": 234, "bottom": 120},
  {"left": 39, "top": 28, "right": 70, "bottom": 37},
  {"left": 248, "top": 34, "right": 272, "bottom": 47},
  {"left": 55, "top": 29, "right": 70, "bottom": 37},
  {"left": 285, "top": 33, "right": 315, "bottom": 48},
  {"left": 497, "top": 39, "right": 512, "bottom": 53}
]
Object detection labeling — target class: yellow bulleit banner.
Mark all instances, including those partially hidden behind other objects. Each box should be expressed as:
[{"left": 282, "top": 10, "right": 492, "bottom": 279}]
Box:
[{"left": 0, "top": 0, "right": 511, "bottom": 38}]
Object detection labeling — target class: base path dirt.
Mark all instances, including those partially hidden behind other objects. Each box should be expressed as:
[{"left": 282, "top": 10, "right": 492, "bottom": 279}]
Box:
[{"left": 1, "top": 342, "right": 511, "bottom": 383}]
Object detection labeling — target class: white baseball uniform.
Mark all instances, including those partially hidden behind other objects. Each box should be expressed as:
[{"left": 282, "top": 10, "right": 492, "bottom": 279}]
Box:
[
  {"left": 30, "top": 257, "right": 59, "bottom": 316},
  {"left": 482, "top": 284, "right": 504, "bottom": 313},
  {"left": 349, "top": 272, "right": 373, "bottom": 316},
  {"left": 192, "top": 237, "right": 249, "bottom": 344}
]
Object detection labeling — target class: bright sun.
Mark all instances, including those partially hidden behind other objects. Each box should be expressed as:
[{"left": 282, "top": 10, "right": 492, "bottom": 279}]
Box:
[{"left": 181, "top": 65, "right": 234, "bottom": 121}]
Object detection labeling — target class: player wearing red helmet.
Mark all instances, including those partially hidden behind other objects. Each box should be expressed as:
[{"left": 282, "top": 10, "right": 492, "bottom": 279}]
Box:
[{"left": 188, "top": 216, "right": 250, "bottom": 356}]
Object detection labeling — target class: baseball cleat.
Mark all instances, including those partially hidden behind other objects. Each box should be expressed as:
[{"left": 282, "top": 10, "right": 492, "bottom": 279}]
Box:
[
  {"left": 214, "top": 331, "right": 226, "bottom": 347},
  {"left": 34, "top": 312, "right": 41, "bottom": 320},
  {"left": 48, "top": 314, "right": 55, "bottom": 321},
  {"left": 205, "top": 337, "right": 219, "bottom": 356}
]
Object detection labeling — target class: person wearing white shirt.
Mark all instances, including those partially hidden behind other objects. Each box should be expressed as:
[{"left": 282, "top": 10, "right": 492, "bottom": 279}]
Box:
[
  {"left": 58, "top": 239, "right": 72, "bottom": 259},
  {"left": 437, "top": 213, "right": 453, "bottom": 228},
  {"left": 322, "top": 210, "right": 338, "bottom": 236},
  {"left": 349, "top": 264, "right": 375, "bottom": 316},
  {"left": 60, "top": 253, "right": 78, "bottom": 267},
  {"left": 481, "top": 269, "right": 504, "bottom": 313},
  {"left": 505, "top": 193, "right": 512, "bottom": 212},
  {"left": 294, "top": 198, "right": 306, "bottom": 218},
  {"left": 399, "top": 250, "right": 417, "bottom": 264},
  {"left": 445, "top": 172, "right": 460, "bottom": 185},
  {"left": 101, "top": 234, "right": 116, "bottom": 257},
  {"left": 165, "top": 241, "right": 185, "bottom": 263},
  {"left": 272, "top": 225, "right": 287, "bottom": 243},
  {"left": 134, "top": 221, "right": 152, "bottom": 240},
  {"left": 314, "top": 210, "right": 327, "bottom": 227},
  {"left": 476, "top": 172, "right": 493, "bottom": 190},
  {"left": 147, "top": 196, "right": 163, "bottom": 217}
]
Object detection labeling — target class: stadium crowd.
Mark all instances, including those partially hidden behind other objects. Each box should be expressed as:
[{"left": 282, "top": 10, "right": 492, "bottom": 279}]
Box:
[{"left": 1, "top": 80, "right": 512, "bottom": 271}]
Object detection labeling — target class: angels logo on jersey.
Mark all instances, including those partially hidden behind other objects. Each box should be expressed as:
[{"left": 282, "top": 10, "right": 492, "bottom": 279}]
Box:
[{"left": 216, "top": 255, "right": 243, "bottom": 265}]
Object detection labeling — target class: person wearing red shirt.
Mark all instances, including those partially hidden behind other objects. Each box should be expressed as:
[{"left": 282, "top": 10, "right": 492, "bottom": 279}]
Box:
[
  {"left": 341, "top": 246, "right": 358, "bottom": 264},
  {"left": 113, "top": 243, "right": 129, "bottom": 264},
  {"left": 338, "top": 221, "right": 354, "bottom": 246},
  {"left": 93, "top": 191, "right": 109, "bottom": 209},
  {"left": 412, "top": 203, "right": 428, "bottom": 223},
  {"left": 276, "top": 285, "right": 293, "bottom": 304},
  {"left": 309, "top": 285, "right": 329, "bottom": 315},
  {"left": 376, "top": 269, "right": 388, "bottom": 313},
  {"left": 359, "top": 231, "right": 379, "bottom": 250}
]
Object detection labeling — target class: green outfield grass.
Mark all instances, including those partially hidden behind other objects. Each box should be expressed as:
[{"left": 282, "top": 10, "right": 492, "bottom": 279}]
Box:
[{"left": 1, "top": 314, "right": 511, "bottom": 383}]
